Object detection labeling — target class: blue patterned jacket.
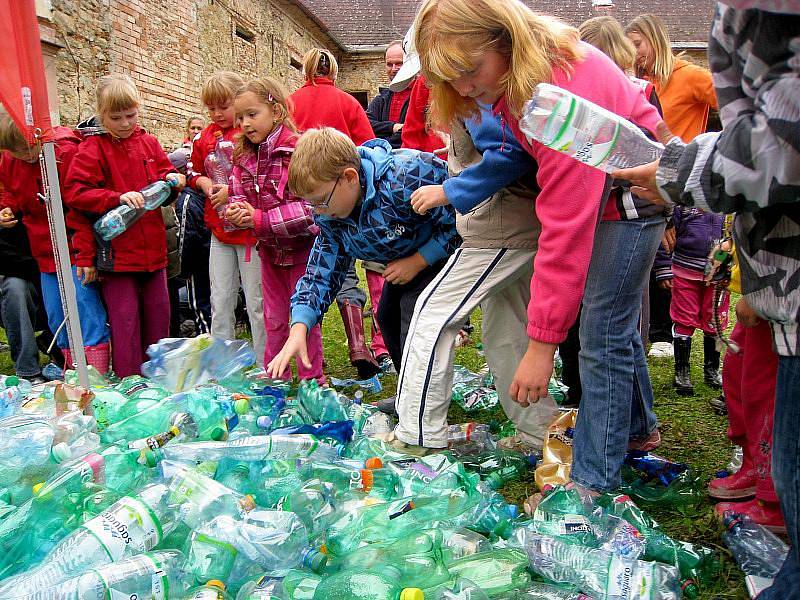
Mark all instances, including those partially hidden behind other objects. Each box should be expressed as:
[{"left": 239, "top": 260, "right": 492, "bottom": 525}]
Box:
[{"left": 291, "top": 138, "right": 458, "bottom": 329}]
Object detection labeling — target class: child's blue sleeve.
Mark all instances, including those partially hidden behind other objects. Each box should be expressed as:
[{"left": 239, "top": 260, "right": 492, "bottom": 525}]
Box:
[
  {"left": 442, "top": 117, "right": 534, "bottom": 214},
  {"left": 290, "top": 224, "right": 351, "bottom": 330}
]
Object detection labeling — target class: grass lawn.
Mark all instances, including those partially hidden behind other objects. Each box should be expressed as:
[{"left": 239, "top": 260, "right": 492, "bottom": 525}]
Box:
[{"left": 0, "top": 288, "right": 748, "bottom": 598}]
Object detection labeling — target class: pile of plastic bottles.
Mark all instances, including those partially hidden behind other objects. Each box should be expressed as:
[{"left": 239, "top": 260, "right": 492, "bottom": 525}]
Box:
[{"left": 0, "top": 336, "right": 736, "bottom": 599}]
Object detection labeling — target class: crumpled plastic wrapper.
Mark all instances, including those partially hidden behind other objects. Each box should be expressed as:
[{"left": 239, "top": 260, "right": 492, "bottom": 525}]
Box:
[{"left": 534, "top": 409, "right": 577, "bottom": 490}]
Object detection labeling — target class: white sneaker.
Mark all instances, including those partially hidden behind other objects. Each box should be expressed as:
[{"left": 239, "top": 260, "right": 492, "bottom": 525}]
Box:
[{"left": 648, "top": 341, "right": 674, "bottom": 358}]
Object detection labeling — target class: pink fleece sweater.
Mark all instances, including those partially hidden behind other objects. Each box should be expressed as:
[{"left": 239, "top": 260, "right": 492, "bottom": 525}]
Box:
[{"left": 495, "top": 42, "right": 662, "bottom": 344}]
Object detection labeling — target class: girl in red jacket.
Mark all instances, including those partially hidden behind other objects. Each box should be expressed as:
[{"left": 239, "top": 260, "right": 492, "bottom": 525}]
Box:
[
  {"left": 0, "top": 112, "right": 110, "bottom": 373},
  {"left": 65, "top": 75, "right": 185, "bottom": 377},
  {"left": 225, "top": 78, "right": 324, "bottom": 383},
  {"left": 189, "top": 72, "right": 266, "bottom": 365}
]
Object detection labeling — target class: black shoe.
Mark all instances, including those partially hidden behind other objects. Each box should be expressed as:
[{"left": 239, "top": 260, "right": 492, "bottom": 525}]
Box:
[
  {"left": 673, "top": 336, "right": 694, "bottom": 395},
  {"left": 703, "top": 335, "right": 723, "bottom": 389},
  {"left": 377, "top": 395, "right": 398, "bottom": 416},
  {"left": 709, "top": 394, "right": 727, "bottom": 415}
]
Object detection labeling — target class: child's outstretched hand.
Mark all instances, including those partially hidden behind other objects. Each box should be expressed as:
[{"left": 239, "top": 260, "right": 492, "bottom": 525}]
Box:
[
  {"left": 120, "top": 191, "right": 145, "bottom": 209},
  {"left": 0, "top": 207, "right": 18, "bottom": 228},
  {"left": 267, "top": 323, "right": 311, "bottom": 379},
  {"left": 384, "top": 252, "right": 427, "bottom": 286},
  {"left": 410, "top": 185, "right": 449, "bottom": 215},
  {"left": 509, "top": 340, "right": 557, "bottom": 407}
]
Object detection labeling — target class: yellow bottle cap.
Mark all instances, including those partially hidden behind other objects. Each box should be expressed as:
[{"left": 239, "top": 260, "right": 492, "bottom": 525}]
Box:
[
  {"left": 400, "top": 589, "right": 424, "bottom": 600},
  {"left": 32, "top": 483, "right": 44, "bottom": 496},
  {"left": 207, "top": 580, "right": 226, "bottom": 590}
]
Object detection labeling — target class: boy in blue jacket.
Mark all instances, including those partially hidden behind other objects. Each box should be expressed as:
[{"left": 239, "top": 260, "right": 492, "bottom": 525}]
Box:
[{"left": 265, "top": 128, "right": 458, "bottom": 380}]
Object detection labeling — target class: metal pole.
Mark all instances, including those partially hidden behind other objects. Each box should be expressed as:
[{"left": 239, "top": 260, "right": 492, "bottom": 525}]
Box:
[{"left": 40, "top": 140, "right": 89, "bottom": 388}]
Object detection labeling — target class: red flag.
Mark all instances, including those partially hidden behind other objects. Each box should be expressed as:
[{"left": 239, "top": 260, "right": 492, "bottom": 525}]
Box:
[{"left": 0, "top": 0, "right": 52, "bottom": 143}]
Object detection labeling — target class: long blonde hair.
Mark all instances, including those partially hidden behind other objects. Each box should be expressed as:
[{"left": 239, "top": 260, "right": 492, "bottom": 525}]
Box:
[
  {"left": 413, "top": 0, "right": 582, "bottom": 125},
  {"left": 579, "top": 16, "right": 636, "bottom": 73},
  {"left": 302, "top": 48, "right": 339, "bottom": 85},
  {"left": 625, "top": 14, "right": 676, "bottom": 87}
]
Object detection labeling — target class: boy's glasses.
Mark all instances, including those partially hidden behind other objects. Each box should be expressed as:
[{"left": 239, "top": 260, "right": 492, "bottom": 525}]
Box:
[{"left": 312, "top": 174, "right": 341, "bottom": 213}]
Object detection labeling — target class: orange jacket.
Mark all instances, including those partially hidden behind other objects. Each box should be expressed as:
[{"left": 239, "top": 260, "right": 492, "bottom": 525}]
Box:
[{"left": 653, "top": 59, "right": 718, "bottom": 142}]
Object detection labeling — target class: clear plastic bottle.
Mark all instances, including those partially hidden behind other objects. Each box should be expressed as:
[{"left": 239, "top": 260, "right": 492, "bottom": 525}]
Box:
[
  {"left": 426, "top": 578, "right": 489, "bottom": 600},
  {"left": 721, "top": 512, "right": 789, "bottom": 578},
  {"left": 519, "top": 83, "right": 664, "bottom": 173},
  {"left": 0, "top": 415, "right": 56, "bottom": 483},
  {"left": 142, "top": 434, "right": 340, "bottom": 467},
  {"left": 5, "top": 550, "right": 189, "bottom": 600},
  {"left": 0, "top": 483, "right": 174, "bottom": 594},
  {"left": 519, "top": 531, "right": 681, "bottom": 599},
  {"left": 94, "top": 178, "right": 178, "bottom": 241},
  {"left": 447, "top": 423, "right": 493, "bottom": 450},
  {"left": 205, "top": 133, "right": 235, "bottom": 227}
]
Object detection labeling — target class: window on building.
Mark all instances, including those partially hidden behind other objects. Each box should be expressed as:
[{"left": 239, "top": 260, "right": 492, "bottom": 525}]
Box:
[{"left": 347, "top": 91, "right": 368, "bottom": 110}]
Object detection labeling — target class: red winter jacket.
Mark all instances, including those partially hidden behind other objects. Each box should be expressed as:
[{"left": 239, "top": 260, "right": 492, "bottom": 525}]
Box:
[
  {"left": 0, "top": 126, "right": 95, "bottom": 272},
  {"left": 290, "top": 77, "right": 374, "bottom": 145},
  {"left": 188, "top": 123, "right": 254, "bottom": 246},
  {"left": 64, "top": 126, "right": 177, "bottom": 272},
  {"left": 401, "top": 76, "right": 448, "bottom": 155}
]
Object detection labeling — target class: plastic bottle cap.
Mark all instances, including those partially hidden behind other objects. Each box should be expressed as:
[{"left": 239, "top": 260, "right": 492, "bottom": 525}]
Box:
[
  {"left": 240, "top": 494, "right": 257, "bottom": 513},
  {"left": 319, "top": 544, "right": 328, "bottom": 555},
  {"left": 32, "top": 483, "right": 44, "bottom": 496},
  {"left": 364, "top": 457, "right": 383, "bottom": 470},
  {"left": 302, "top": 548, "right": 328, "bottom": 572},
  {"left": 400, "top": 589, "right": 424, "bottom": 600},
  {"left": 207, "top": 580, "right": 226, "bottom": 590},
  {"left": 51, "top": 442, "right": 72, "bottom": 463},
  {"left": 234, "top": 398, "right": 250, "bottom": 415},
  {"left": 4, "top": 376, "right": 19, "bottom": 387},
  {"left": 360, "top": 469, "right": 374, "bottom": 492},
  {"left": 256, "top": 416, "right": 273, "bottom": 429},
  {"left": 82, "top": 453, "right": 106, "bottom": 480},
  {"left": 210, "top": 426, "right": 227, "bottom": 441}
]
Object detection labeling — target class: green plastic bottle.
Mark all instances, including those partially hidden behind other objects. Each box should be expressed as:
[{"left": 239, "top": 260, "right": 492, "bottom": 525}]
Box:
[
  {"left": 332, "top": 530, "right": 450, "bottom": 589},
  {"left": 297, "top": 380, "right": 349, "bottom": 423},
  {"left": 445, "top": 548, "right": 531, "bottom": 596},
  {"left": 459, "top": 449, "right": 532, "bottom": 489},
  {"left": 283, "top": 569, "right": 321, "bottom": 600},
  {"left": 310, "top": 566, "right": 424, "bottom": 600},
  {"left": 101, "top": 387, "right": 229, "bottom": 445},
  {"left": 185, "top": 530, "right": 239, "bottom": 587},
  {"left": 299, "top": 462, "right": 398, "bottom": 499}
]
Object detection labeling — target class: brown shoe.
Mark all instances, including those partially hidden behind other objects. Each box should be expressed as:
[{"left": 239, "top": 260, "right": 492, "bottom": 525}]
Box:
[{"left": 628, "top": 429, "right": 662, "bottom": 452}]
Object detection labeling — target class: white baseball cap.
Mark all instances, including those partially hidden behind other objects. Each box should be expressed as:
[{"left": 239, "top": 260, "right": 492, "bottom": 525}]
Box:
[{"left": 389, "top": 26, "right": 420, "bottom": 92}]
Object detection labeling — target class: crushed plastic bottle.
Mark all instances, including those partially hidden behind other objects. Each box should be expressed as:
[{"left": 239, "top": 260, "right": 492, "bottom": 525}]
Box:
[
  {"left": 519, "top": 531, "right": 681, "bottom": 600},
  {"left": 519, "top": 83, "right": 664, "bottom": 173},
  {"left": 722, "top": 512, "right": 788, "bottom": 578}
]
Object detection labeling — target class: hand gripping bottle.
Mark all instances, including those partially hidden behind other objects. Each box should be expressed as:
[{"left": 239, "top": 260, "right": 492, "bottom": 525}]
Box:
[
  {"left": 0, "top": 483, "right": 174, "bottom": 594},
  {"left": 94, "top": 177, "right": 179, "bottom": 241},
  {"left": 519, "top": 83, "right": 664, "bottom": 173},
  {"left": 205, "top": 132, "right": 235, "bottom": 226}
]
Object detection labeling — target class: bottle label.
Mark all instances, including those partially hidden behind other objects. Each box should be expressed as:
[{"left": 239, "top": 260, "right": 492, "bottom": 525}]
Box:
[
  {"left": 83, "top": 497, "right": 162, "bottom": 559},
  {"left": 78, "top": 554, "right": 168, "bottom": 600},
  {"left": 606, "top": 555, "right": 653, "bottom": 600}
]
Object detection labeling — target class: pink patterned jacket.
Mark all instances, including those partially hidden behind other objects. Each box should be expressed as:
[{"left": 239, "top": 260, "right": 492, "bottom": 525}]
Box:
[{"left": 229, "top": 124, "right": 318, "bottom": 266}]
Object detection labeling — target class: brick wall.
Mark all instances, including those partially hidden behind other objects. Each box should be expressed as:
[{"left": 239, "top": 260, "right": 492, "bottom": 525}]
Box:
[{"left": 49, "top": 0, "right": 340, "bottom": 148}]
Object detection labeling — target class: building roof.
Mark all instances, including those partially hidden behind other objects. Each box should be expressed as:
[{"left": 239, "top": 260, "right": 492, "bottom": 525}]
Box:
[{"left": 296, "top": 0, "right": 716, "bottom": 51}]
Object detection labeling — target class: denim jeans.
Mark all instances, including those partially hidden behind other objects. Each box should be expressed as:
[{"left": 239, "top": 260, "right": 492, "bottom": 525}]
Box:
[
  {"left": 571, "top": 215, "right": 665, "bottom": 492},
  {"left": 0, "top": 276, "right": 42, "bottom": 377},
  {"left": 759, "top": 356, "right": 800, "bottom": 598}
]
